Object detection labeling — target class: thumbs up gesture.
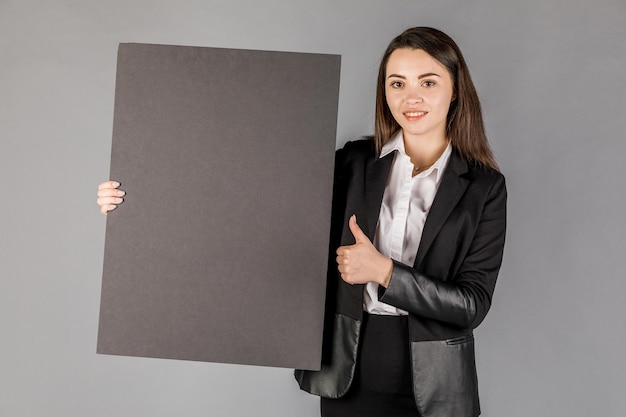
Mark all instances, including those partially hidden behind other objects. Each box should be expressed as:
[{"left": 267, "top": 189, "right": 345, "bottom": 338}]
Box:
[{"left": 336, "top": 215, "right": 393, "bottom": 287}]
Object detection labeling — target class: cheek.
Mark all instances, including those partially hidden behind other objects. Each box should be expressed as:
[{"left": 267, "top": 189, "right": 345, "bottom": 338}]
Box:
[
  {"left": 385, "top": 93, "right": 400, "bottom": 113},
  {"left": 432, "top": 93, "right": 453, "bottom": 111}
]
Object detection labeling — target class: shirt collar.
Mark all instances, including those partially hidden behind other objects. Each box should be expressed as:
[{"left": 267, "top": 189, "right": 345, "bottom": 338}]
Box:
[
  {"left": 380, "top": 131, "right": 452, "bottom": 182},
  {"left": 380, "top": 130, "right": 405, "bottom": 158}
]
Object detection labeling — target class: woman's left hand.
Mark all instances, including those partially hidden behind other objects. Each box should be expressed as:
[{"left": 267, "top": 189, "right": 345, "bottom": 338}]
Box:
[{"left": 336, "top": 215, "right": 393, "bottom": 287}]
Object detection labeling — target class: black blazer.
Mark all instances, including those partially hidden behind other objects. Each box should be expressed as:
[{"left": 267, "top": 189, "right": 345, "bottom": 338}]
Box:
[{"left": 296, "top": 140, "right": 507, "bottom": 417}]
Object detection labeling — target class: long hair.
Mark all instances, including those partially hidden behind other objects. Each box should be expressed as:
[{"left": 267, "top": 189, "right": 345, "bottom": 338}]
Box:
[{"left": 374, "top": 27, "right": 499, "bottom": 171}]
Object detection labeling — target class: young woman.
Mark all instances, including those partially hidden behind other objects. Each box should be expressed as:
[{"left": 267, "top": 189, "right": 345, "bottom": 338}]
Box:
[
  {"left": 294, "top": 27, "right": 506, "bottom": 417},
  {"left": 98, "top": 27, "right": 506, "bottom": 417}
]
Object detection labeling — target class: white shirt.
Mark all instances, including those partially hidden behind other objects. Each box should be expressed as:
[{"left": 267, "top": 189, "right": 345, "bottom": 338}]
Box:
[{"left": 364, "top": 131, "right": 452, "bottom": 315}]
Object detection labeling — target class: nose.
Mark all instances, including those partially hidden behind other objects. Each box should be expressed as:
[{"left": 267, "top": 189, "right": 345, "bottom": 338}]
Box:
[{"left": 406, "top": 90, "right": 423, "bottom": 104}]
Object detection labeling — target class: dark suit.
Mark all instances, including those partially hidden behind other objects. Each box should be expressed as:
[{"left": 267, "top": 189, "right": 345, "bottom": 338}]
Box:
[{"left": 296, "top": 139, "right": 507, "bottom": 417}]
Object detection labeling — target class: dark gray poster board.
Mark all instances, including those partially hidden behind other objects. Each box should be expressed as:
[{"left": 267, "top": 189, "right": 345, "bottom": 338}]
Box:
[{"left": 97, "top": 43, "right": 340, "bottom": 370}]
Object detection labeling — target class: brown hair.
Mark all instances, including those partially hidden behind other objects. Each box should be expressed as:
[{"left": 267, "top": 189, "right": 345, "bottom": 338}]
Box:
[{"left": 375, "top": 27, "right": 499, "bottom": 171}]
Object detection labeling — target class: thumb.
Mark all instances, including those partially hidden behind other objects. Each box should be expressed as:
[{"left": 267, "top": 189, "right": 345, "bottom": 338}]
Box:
[{"left": 349, "top": 215, "right": 369, "bottom": 244}]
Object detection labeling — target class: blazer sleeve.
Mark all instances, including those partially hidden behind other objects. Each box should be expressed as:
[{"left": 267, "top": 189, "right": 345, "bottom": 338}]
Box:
[{"left": 379, "top": 173, "right": 507, "bottom": 330}]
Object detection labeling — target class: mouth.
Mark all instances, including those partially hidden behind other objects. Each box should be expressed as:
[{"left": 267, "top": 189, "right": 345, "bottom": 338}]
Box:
[{"left": 403, "top": 111, "right": 428, "bottom": 121}]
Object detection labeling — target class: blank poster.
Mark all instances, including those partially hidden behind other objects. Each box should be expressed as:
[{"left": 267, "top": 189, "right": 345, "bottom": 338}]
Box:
[{"left": 97, "top": 43, "right": 340, "bottom": 370}]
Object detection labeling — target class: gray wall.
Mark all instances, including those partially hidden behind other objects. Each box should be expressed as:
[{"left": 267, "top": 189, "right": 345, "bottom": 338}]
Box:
[{"left": 2, "top": 0, "right": 625, "bottom": 416}]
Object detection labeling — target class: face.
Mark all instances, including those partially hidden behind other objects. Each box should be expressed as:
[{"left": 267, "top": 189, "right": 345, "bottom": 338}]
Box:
[{"left": 385, "top": 48, "right": 455, "bottom": 143}]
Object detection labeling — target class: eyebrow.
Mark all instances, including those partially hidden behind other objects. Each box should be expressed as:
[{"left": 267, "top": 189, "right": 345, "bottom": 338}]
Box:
[{"left": 386, "top": 72, "right": 441, "bottom": 80}]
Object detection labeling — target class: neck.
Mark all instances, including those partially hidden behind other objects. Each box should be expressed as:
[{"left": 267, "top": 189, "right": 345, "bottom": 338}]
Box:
[{"left": 402, "top": 132, "right": 449, "bottom": 170}]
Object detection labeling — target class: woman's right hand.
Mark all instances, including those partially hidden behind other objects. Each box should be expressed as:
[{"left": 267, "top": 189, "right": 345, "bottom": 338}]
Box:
[{"left": 97, "top": 181, "right": 125, "bottom": 215}]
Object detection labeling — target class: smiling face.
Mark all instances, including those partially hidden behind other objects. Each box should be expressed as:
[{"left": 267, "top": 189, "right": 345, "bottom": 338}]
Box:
[{"left": 384, "top": 48, "right": 456, "bottom": 144}]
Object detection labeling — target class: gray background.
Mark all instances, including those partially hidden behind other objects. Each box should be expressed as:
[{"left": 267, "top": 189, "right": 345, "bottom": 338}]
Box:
[{"left": 1, "top": 0, "right": 624, "bottom": 416}]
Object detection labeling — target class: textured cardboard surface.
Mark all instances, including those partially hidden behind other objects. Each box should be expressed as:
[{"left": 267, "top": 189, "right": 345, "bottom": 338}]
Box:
[{"left": 98, "top": 43, "right": 340, "bottom": 369}]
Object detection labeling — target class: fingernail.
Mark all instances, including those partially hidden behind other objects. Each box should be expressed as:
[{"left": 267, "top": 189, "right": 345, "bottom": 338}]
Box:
[
  {"left": 112, "top": 181, "right": 120, "bottom": 187},
  {"left": 115, "top": 198, "right": 123, "bottom": 203},
  {"left": 117, "top": 190, "right": 125, "bottom": 196}
]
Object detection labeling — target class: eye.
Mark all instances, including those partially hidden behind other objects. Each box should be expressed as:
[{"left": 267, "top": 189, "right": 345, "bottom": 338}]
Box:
[
  {"left": 422, "top": 80, "right": 436, "bottom": 87},
  {"left": 389, "top": 80, "right": 404, "bottom": 89}
]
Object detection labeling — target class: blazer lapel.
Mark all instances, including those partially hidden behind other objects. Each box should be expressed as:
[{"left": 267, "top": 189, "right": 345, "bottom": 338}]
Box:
[
  {"left": 414, "top": 151, "right": 469, "bottom": 268},
  {"left": 365, "top": 152, "right": 394, "bottom": 240}
]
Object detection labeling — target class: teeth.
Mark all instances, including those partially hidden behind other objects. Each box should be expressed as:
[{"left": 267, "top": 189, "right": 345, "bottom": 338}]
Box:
[{"left": 406, "top": 111, "right": 425, "bottom": 117}]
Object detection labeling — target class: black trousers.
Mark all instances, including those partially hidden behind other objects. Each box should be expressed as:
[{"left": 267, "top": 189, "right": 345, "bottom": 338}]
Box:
[{"left": 320, "top": 313, "right": 420, "bottom": 417}]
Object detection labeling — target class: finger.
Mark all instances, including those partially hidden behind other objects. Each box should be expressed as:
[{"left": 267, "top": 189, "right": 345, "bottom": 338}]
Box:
[
  {"left": 338, "top": 265, "right": 350, "bottom": 277},
  {"left": 100, "top": 204, "right": 117, "bottom": 214},
  {"left": 98, "top": 180, "right": 120, "bottom": 190},
  {"left": 348, "top": 215, "right": 369, "bottom": 244},
  {"left": 97, "top": 197, "right": 124, "bottom": 206},
  {"left": 336, "top": 246, "right": 349, "bottom": 256},
  {"left": 97, "top": 188, "right": 126, "bottom": 198},
  {"left": 339, "top": 271, "right": 354, "bottom": 285}
]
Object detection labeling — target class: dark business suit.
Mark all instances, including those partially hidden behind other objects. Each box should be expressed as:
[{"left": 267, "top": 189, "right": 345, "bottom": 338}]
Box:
[{"left": 296, "top": 139, "right": 507, "bottom": 417}]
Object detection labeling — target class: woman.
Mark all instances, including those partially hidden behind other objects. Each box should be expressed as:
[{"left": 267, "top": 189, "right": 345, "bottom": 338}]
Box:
[
  {"left": 98, "top": 27, "right": 506, "bottom": 417},
  {"left": 294, "top": 27, "right": 506, "bottom": 417}
]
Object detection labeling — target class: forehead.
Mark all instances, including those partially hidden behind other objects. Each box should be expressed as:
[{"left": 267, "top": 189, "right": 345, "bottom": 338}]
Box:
[{"left": 386, "top": 48, "right": 450, "bottom": 77}]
